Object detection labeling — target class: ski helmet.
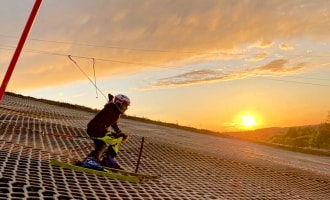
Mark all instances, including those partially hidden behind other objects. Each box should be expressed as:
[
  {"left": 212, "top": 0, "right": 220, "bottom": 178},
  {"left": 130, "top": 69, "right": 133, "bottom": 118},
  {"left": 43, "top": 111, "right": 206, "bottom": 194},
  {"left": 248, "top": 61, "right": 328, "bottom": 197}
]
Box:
[{"left": 114, "top": 94, "right": 130, "bottom": 112}]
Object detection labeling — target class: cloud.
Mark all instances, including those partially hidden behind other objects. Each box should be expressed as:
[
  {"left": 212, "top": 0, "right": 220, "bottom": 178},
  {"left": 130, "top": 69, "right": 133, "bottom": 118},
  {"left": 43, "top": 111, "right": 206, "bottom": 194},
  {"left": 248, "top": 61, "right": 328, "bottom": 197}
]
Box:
[
  {"left": 145, "top": 69, "right": 229, "bottom": 89},
  {"left": 279, "top": 43, "right": 294, "bottom": 50},
  {"left": 246, "top": 52, "right": 269, "bottom": 61},
  {"left": 2, "top": 0, "right": 329, "bottom": 91},
  {"left": 145, "top": 59, "right": 305, "bottom": 89},
  {"left": 255, "top": 59, "right": 304, "bottom": 72},
  {"left": 249, "top": 40, "right": 274, "bottom": 49}
]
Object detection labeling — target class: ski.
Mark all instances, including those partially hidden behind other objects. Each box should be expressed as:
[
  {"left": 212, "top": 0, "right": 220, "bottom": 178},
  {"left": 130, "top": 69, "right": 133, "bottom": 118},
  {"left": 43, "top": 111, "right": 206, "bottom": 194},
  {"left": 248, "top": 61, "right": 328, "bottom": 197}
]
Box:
[
  {"left": 50, "top": 159, "right": 159, "bottom": 183},
  {"left": 73, "top": 160, "right": 161, "bottom": 180}
]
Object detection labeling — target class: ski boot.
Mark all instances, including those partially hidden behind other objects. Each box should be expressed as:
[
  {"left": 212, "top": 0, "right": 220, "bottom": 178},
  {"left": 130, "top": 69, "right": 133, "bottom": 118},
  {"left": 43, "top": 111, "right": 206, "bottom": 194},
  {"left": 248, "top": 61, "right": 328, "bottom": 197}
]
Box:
[
  {"left": 82, "top": 157, "right": 103, "bottom": 171},
  {"left": 101, "top": 155, "right": 124, "bottom": 170}
]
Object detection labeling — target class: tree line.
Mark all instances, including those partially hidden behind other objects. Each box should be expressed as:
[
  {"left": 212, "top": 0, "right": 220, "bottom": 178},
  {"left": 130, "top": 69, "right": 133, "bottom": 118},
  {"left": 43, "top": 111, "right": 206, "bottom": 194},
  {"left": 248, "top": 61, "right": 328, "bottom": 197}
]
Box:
[{"left": 271, "top": 113, "right": 330, "bottom": 150}]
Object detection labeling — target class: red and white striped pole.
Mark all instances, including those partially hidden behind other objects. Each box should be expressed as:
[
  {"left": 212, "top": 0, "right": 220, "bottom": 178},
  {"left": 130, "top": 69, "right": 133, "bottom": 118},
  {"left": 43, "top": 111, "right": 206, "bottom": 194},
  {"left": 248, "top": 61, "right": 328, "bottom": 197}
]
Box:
[{"left": 0, "top": 0, "right": 43, "bottom": 101}]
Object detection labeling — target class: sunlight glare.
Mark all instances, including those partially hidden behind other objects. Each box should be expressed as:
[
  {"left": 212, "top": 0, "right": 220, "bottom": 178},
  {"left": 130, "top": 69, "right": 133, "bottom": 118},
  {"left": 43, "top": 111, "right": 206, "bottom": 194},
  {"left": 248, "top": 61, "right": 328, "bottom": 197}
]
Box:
[{"left": 242, "top": 115, "right": 256, "bottom": 127}]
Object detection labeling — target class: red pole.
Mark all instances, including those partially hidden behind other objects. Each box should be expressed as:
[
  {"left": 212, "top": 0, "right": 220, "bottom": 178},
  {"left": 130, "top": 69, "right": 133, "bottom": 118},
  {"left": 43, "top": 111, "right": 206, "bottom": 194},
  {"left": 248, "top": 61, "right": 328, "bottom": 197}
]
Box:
[{"left": 0, "top": 0, "right": 43, "bottom": 101}]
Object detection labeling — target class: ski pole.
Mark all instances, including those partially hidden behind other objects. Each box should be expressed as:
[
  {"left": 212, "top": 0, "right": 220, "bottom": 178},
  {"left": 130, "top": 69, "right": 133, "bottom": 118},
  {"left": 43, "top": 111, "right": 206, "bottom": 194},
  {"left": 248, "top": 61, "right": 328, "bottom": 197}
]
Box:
[
  {"left": 42, "top": 132, "right": 89, "bottom": 139},
  {"left": 135, "top": 137, "right": 145, "bottom": 173},
  {"left": 42, "top": 132, "right": 116, "bottom": 141}
]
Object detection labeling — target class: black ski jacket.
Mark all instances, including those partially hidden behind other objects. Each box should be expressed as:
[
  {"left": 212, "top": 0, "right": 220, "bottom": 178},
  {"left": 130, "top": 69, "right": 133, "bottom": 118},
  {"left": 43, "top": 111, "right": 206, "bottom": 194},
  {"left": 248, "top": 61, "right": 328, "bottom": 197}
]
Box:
[{"left": 87, "top": 103, "right": 121, "bottom": 138}]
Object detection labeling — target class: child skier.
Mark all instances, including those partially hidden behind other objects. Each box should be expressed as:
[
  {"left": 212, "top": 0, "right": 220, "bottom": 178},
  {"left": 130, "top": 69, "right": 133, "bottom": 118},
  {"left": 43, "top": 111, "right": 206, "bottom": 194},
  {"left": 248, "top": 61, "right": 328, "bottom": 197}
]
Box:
[{"left": 82, "top": 94, "right": 130, "bottom": 170}]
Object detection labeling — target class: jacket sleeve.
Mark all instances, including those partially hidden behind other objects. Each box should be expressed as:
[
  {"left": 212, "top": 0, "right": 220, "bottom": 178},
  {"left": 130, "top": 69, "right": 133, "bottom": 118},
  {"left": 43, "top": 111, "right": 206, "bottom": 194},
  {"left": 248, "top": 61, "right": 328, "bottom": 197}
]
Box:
[{"left": 111, "top": 120, "right": 121, "bottom": 133}]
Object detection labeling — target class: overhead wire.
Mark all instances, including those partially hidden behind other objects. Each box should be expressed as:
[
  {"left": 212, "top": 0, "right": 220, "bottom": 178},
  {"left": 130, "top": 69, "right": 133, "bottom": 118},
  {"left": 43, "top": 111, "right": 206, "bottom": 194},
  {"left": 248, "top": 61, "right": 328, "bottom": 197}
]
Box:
[
  {"left": 1, "top": 44, "right": 330, "bottom": 87},
  {"left": 0, "top": 34, "right": 225, "bottom": 55},
  {"left": 251, "top": 76, "right": 329, "bottom": 86},
  {"left": 0, "top": 44, "right": 188, "bottom": 70},
  {"left": 3, "top": 33, "right": 329, "bottom": 58},
  {"left": 0, "top": 40, "right": 329, "bottom": 87}
]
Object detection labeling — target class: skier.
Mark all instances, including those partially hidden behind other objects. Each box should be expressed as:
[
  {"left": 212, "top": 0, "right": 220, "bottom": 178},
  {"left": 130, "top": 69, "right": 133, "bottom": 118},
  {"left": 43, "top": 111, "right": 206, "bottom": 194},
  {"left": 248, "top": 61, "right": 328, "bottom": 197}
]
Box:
[{"left": 82, "top": 94, "right": 130, "bottom": 170}]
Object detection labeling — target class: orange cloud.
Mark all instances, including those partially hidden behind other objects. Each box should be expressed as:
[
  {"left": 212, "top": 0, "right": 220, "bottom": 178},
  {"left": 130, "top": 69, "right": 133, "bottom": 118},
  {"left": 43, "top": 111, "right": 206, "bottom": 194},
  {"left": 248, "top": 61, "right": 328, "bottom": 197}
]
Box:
[
  {"left": 249, "top": 40, "right": 274, "bottom": 49},
  {"left": 279, "top": 43, "right": 294, "bottom": 50},
  {"left": 255, "top": 59, "right": 304, "bottom": 72},
  {"left": 247, "top": 52, "right": 269, "bottom": 61},
  {"left": 145, "top": 59, "right": 305, "bottom": 89}
]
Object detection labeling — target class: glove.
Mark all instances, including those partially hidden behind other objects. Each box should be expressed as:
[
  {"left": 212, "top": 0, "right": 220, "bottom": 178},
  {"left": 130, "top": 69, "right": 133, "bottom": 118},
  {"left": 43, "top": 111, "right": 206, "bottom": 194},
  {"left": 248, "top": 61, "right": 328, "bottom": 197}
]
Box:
[
  {"left": 114, "top": 132, "right": 129, "bottom": 143},
  {"left": 122, "top": 134, "right": 129, "bottom": 143}
]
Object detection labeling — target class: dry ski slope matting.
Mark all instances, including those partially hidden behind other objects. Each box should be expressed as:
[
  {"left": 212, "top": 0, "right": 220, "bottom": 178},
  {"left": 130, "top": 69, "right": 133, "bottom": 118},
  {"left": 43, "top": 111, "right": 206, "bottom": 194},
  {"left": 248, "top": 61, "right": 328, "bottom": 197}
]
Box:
[{"left": 0, "top": 93, "right": 329, "bottom": 199}]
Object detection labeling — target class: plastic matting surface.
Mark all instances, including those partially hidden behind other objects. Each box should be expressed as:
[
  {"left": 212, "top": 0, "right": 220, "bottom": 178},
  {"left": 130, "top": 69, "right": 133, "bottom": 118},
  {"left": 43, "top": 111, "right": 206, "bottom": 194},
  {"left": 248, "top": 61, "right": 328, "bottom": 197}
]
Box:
[{"left": 0, "top": 94, "right": 329, "bottom": 200}]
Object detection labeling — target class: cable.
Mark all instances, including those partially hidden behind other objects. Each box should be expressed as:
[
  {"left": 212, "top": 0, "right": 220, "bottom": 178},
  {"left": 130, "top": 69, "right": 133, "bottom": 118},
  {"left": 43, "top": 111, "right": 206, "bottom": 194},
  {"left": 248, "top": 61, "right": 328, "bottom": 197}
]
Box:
[
  {"left": 0, "top": 34, "right": 223, "bottom": 55},
  {"left": 68, "top": 55, "right": 108, "bottom": 100},
  {"left": 1, "top": 44, "right": 329, "bottom": 87},
  {"left": 251, "top": 76, "right": 329, "bottom": 86},
  {"left": 2, "top": 34, "right": 330, "bottom": 59},
  {"left": 2, "top": 43, "right": 330, "bottom": 82},
  {"left": 92, "top": 58, "right": 98, "bottom": 98}
]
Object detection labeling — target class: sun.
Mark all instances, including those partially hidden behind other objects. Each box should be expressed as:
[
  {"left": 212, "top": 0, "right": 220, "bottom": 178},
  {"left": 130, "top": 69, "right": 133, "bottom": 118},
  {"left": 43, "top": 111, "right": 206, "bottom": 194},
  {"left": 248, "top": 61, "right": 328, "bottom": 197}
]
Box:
[{"left": 242, "top": 115, "right": 256, "bottom": 128}]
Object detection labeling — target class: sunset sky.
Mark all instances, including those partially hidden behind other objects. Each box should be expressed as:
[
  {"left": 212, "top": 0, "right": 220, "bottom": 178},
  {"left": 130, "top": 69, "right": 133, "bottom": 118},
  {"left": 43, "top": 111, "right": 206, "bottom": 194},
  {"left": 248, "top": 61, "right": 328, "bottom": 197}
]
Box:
[{"left": 1, "top": 0, "right": 330, "bottom": 132}]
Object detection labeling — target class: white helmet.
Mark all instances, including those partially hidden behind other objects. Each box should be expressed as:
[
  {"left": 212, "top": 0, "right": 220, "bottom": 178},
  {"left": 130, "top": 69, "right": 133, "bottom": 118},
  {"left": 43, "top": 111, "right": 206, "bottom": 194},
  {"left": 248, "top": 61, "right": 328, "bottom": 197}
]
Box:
[{"left": 114, "top": 94, "right": 130, "bottom": 112}]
